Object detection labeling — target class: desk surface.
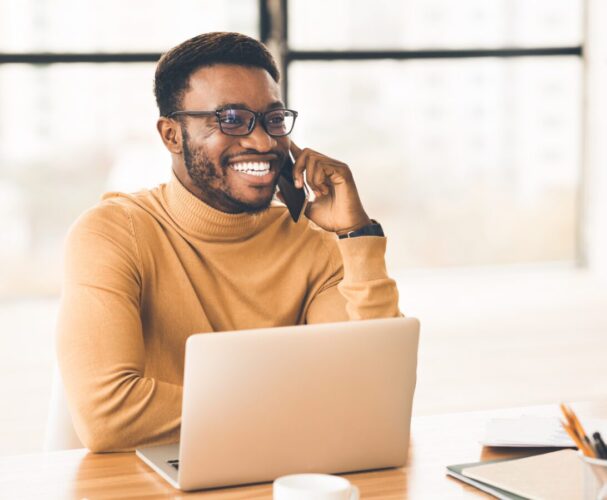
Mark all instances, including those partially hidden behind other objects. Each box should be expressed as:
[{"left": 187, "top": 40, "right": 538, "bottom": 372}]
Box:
[{"left": 2, "top": 401, "right": 605, "bottom": 499}]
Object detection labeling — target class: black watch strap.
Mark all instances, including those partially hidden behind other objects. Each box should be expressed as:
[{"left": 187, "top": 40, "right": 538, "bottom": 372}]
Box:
[{"left": 338, "top": 220, "right": 384, "bottom": 239}]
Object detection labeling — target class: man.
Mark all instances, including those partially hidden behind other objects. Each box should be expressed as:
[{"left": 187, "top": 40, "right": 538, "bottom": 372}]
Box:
[{"left": 57, "top": 32, "right": 400, "bottom": 452}]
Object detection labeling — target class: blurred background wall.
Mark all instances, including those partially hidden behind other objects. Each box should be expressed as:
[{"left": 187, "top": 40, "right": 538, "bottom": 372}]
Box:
[{"left": 1, "top": 0, "right": 606, "bottom": 456}]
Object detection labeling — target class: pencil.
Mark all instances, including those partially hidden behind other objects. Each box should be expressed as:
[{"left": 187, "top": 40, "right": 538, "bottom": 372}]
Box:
[
  {"left": 561, "top": 419, "right": 595, "bottom": 456},
  {"left": 560, "top": 403, "right": 597, "bottom": 457},
  {"left": 563, "top": 403, "right": 597, "bottom": 457},
  {"left": 560, "top": 419, "right": 589, "bottom": 454}
]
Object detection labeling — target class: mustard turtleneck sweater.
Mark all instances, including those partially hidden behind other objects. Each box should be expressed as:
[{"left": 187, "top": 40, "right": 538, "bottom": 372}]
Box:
[{"left": 56, "top": 172, "right": 401, "bottom": 452}]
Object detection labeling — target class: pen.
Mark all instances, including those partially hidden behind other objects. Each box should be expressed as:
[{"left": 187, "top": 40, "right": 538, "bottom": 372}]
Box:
[{"left": 593, "top": 432, "right": 607, "bottom": 460}]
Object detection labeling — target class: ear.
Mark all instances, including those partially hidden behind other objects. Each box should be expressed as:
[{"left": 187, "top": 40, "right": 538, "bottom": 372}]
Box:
[{"left": 157, "top": 117, "right": 183, "bottom": 155}]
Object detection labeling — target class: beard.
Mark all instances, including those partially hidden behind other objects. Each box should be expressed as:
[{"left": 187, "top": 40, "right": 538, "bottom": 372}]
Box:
[{"left": 182, "top": 127, "right": 280, "bottom": 214}]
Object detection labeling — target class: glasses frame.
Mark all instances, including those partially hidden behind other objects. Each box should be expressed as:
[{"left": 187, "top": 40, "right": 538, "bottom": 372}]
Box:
[{"left": 167, "top": 107, "right": 298, "bottom": 137}]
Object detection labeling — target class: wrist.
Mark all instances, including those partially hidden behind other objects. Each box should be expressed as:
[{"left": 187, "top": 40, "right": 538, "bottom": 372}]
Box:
[
  {"left": 337, "top": 219, "right": 384, "bottom": 239},
  {"left": 335, "top": 217, "right": 373, "bottom": 236}
]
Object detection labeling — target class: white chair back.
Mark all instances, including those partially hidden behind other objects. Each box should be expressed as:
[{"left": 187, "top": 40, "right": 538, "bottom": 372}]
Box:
[{"left": 43, "top": 363, "right": 83, "bottom": 451}]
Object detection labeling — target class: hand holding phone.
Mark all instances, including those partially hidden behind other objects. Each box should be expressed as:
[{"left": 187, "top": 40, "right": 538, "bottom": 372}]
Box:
[{"left": 288, "top": 142, "right": 371, "bottom": 234}]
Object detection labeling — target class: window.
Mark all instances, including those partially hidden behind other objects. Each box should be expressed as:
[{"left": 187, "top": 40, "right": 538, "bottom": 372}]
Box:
[
  {"left": 289, "top": 0, "right": 582, "bottom": 49},
  {"left": 0, "top": 1, "right": 258, "bottom": 297},
  {"left": 285, "top": 0, "right": 584, "bottom": 269},
  {"left": 1, "top": 0, "right": 257, "bottom": 52}
]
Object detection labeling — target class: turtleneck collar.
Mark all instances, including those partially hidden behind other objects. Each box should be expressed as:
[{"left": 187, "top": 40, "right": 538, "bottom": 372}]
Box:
[{"left": 162, "top": 169, "right": 267, "bottom": 241}]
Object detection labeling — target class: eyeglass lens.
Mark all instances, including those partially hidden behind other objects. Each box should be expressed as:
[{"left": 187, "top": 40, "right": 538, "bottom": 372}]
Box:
[{"left": 218, "top": 109, "right": 295, "bottom": 136}]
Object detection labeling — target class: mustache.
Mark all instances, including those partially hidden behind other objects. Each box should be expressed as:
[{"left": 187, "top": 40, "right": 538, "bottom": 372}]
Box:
[{"left": 220, "top": 150, "right": 286, "bottom": 168}]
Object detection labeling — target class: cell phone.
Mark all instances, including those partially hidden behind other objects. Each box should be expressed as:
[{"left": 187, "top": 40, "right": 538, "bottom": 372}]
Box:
[{"left": 277, "top": 152, "right": 308, "bottom": 222}]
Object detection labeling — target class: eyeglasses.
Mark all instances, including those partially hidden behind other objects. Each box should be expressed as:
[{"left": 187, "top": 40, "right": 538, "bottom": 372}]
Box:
[{"left": 167, "top": 107, "right": 298, "bottom": 137}]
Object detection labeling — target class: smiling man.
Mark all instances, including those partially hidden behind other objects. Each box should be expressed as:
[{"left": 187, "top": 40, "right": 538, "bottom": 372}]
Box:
[
  {"left": 56, "top": 32, "right": 401, "bottom": 452},
  {"left": 167, "top": 65, "right": 288, "bottom": 214}
]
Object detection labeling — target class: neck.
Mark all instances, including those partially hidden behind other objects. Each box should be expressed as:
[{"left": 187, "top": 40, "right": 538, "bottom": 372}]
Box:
[{"left": 163, "top": 170, "right": 267, "bottom": 241}]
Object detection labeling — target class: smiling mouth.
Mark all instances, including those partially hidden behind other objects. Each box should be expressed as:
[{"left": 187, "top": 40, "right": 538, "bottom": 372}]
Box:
[{"left": 229, "top": 161, "right": 272, "bottom": 177}]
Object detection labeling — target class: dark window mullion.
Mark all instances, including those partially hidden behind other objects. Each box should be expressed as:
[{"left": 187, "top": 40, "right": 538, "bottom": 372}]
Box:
[
  {"left": 0, "top": 46, "right": 582, "bottom": 66},
  {"left": 0, "top": 53, "right": 162, "bottom": 64},
  {"left": 287, "top": 46, "right": 582, "bottom": 62}
]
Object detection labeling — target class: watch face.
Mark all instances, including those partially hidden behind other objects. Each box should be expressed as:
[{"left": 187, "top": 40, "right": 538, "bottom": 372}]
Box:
[{"left": 362, "top": 224, "right": 384, "bottom": 237}]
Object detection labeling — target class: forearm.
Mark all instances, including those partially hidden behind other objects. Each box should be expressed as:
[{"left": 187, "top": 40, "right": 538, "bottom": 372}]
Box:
[
  {"left": 305, "top": 236, "right": 401, "bottom": 323},
  {"left": 336, "top": 236, "right": 401, "bottom": 319},
  {"left": 61, "top": 361, "right": 182, "bottom": 453},
  {"left": 57, "top": 287, "right": 182, "bottom": 452},
  {"left": 68, "top": 374, "right": 182, "bottom": 452}
]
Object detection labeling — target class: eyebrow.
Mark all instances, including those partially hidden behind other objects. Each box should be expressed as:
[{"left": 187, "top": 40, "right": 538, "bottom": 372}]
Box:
[{"left": 216, "top": 101, "right": 286, "bottom": 111}]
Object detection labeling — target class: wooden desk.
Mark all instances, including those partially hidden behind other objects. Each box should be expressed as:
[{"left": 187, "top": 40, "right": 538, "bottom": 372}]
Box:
[{"left": 2, "top": 402, "right": 605, "bottom": 499}]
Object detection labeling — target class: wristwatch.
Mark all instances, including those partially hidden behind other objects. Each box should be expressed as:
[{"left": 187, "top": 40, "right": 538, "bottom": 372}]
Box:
[{"left": 338, "top": 220, "right": 385, "bottom": 239}]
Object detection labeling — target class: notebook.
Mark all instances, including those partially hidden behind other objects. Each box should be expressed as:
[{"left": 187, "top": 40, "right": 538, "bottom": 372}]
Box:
[
  {"left": 481, "top": 416, "right": 607, "bottom": 448},
  {"left": 447, "top": 449, "right": 583, "bottom": 500},
  {"left": 447, "top": 458, "right": 528, "bottom": 500}
]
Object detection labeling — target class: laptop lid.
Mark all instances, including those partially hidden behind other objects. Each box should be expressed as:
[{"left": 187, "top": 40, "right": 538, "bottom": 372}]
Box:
[{"left": 177, "top": 317, "right": 420, "bottom": 491}]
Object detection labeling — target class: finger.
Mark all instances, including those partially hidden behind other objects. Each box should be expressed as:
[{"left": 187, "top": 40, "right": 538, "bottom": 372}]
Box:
[
  {"left": 291, "top": 147, "right": 309, "bottom": 189},
  {"left": 312, "top": 161, "right": 331, "bottom": 196},
  {"left": 304, "top": 155, "right": 323, "bottom": 197},
  {"left": 319, "top": 159, "right": 351, "bottom": 187},
  {"left": 320, "top": 160, "right": 340, "bottom": 192}
]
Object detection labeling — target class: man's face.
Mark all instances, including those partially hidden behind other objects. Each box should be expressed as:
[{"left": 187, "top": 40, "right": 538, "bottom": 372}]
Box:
[{"left": 177, "top": 64, "right": 289, "bottom": 214}]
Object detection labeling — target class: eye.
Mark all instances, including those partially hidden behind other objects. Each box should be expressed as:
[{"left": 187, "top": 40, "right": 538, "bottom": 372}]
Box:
[
  {"left": 220, "top": 110, "right": 244, "bottom": 126},
  {"left": 266, "top": 112, "right": 286, "bottom": 125}
]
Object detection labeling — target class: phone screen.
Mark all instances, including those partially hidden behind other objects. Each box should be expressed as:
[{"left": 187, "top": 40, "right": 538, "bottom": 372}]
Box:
[{"left": 277, "top": 152, "right": 307, "bottom": 222}]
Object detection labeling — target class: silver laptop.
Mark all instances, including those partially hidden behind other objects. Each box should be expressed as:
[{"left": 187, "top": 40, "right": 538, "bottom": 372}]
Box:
[{"left": 136, "top": 317, "right": 420, "bottom": 491}]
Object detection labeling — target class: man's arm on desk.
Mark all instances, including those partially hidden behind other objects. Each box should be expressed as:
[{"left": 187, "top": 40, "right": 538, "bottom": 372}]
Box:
[{"left": 56, "top": 202, "right": 181, "bottom": 452}]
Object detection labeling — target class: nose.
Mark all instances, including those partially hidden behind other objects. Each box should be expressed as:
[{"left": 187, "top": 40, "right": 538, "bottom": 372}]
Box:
[{"left": 238, "top": 120, "right": 277, "bottom": 153}]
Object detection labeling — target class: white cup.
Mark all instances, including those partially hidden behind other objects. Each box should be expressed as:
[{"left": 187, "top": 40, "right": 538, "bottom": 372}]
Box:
[
  {"left": 579, "top": 452, "right": 607, "bottom": 500},
  {"left": 273, "top": 473, "right": 360, "bottom": 500}
]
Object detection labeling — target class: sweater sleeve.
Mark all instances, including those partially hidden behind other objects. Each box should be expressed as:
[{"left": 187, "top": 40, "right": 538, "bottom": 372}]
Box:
[
  {"left": 305, "top": 235, "right": 401, "bottom": 323},
  {"left": 56, "top": 202, "right": 182, "bottom": 452}
]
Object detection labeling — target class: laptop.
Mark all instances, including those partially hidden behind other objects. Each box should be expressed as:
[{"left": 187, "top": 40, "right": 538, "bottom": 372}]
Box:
[{"left": 136, "top": 317, "right": 420, "bottom": 491}]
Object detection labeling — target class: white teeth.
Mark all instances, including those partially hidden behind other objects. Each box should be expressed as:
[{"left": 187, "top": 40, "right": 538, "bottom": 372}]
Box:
[
  {"left": 230, "top": 161, "right": 271, "bottom": 176},
  {"left": 242, "top": 170, "right": 269, "bottom": 177}
]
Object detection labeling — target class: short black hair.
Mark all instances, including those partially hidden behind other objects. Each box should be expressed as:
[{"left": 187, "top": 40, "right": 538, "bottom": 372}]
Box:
[{"left": 154, "top": 32, "right": 280, "bottom": 117}]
